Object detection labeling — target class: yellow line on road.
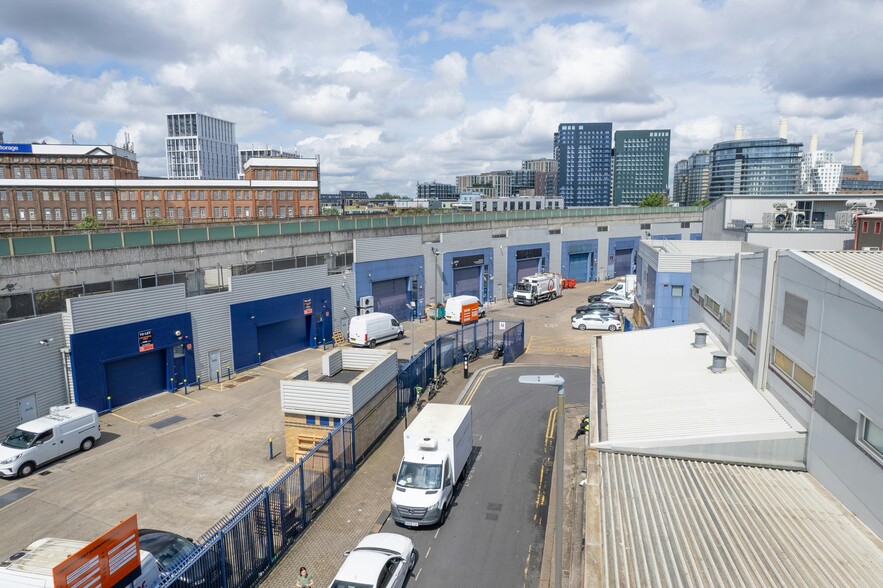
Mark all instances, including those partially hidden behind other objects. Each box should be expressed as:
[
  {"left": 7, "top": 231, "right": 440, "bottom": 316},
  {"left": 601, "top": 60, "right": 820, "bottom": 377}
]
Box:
[
  {"left": 525, "top": 335, "right": 535, "bottom": 353},
  {"left": 175, "top": 393, "right": 200, "bottom": 404},
  {"left": 522, "top": 543, "right": 533, "bottom": 587},
  {"left": 105, "top": 411, "right": 140, "bottom": 424},
  {"left": 545, "top": 407, "right": 557, "bottom": 449}
]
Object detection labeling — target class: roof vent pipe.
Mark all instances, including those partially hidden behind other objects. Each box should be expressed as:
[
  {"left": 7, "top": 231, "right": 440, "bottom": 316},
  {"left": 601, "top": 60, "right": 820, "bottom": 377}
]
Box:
[
  {"left": 711, "top": 352, "right": 728, "bottom": 373},
  {"left": 693, "top": 329, "right": 708, "bottom": 348},
  {"left": 852, "top": 130, "right": 864, "bottom": 166},
  {"left": 778, "top": 118, "right": 788, "bottom": 140},
  {"left": 734, "top": 125, "right": 743, "bottom": 140}
]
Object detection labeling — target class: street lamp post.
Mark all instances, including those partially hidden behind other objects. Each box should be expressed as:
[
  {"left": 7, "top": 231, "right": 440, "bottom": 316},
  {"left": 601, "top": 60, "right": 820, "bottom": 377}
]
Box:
[
  {"left": 431, "top": 247, "right": 441, "bottom": 381},
  {"left": 519, "top": 373, "right": 566, "bottom": 588}
]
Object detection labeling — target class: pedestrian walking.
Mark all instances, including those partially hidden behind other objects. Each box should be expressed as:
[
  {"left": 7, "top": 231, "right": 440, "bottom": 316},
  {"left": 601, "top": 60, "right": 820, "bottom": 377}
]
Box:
[{"left": 296, "top": 566, "right": 314, "bottom": 587}]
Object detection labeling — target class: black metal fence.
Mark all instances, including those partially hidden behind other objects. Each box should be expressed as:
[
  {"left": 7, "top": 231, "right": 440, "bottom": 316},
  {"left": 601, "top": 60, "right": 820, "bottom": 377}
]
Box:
[
  {"left": 396, "top": 319, "right": 525, "bottom": 415},
  {"left": 158, "top": 418, "right": 355, "bottom": 588}
]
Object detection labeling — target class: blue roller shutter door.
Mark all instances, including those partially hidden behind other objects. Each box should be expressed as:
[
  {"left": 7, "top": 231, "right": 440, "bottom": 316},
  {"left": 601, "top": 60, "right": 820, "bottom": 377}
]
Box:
[
  {"left": 453, "top": 266, "right": 481, "bottom": 298},
  {"left": 516, "top": 259, "right": 537, "bottom": 282},
  {"left": 614, "top": 249, "right": 633, "bottom": 277},
  {"left": 373, "top": 278, "right": 409, "bottom": 321},
  {"left": 105, "top": 350, "right": 167, "bottom": 408},
  {"left": 257, "top": 317, "right": 308, "bottom": 362},
  {"left": 568, "top": 253, "right": 589, "bottom": 282}
]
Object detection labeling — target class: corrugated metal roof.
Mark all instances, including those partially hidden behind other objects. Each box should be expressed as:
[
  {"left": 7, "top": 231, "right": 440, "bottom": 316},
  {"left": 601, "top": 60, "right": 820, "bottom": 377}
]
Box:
[
  {"left": 801, "top": 250, "right": 883, "bottom": 298},
  {"left": 601, "top": 452, "right": 883, "bottom": 587},
  {"left": 599, "top": 324, "right": 801, "bottom": 446}
]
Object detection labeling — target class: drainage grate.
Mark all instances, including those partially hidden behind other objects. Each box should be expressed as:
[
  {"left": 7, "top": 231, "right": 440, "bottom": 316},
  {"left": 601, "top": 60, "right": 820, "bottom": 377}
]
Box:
[
  {"left": 212, "top": 413, "right": 222, "bottom": 418},
  {"left": 0, "top": 487, "right": 36, "bottom": 509},
  {"left": 486, "top": 513, "right": 499, "bottom": 521},
  {"left": 237, "top": 375, "right": 256, "bottom": 383},
  {"left": 149, "top": 415, "right": 186, "bottom": 429},
  {"left": 39, "top": 471, "right": 51, "bottom": 476}
]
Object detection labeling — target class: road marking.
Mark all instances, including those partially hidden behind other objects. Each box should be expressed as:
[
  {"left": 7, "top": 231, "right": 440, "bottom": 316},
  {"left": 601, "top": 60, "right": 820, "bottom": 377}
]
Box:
[
  {"left": 545, "top": 407, "right": 556, "bottom": 450},
  {"left": 425, "top": 546, "right": 431, "bottom": 559},
  {"left": 523, "top": 543, "right": 533, "bottom": 587},
  {"left": 175, "top": 393, "right": 200, "bottom": 404},
  {"left": 525, "top": 335, "right": 535, "bottom": 353},
  {"left": 415, "top": 568, "right": 422, "bottom": 580},
  {"left": 433, "top": 528, "right": 441, "bottom": 539},
  {"left": 105, "top": 412, "right": 140, "bottom": 424}
]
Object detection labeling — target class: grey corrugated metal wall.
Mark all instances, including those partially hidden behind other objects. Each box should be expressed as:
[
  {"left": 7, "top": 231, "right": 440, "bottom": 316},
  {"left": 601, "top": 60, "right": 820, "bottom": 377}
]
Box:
[
  {"left": 355, "top": 235, "right": 422, "bottom": 262},
  {"left": 67, "top": 285, "right": 187, "bottom": 333},
  {"left": 0, "top": 314, "right": 68, "bottom": 435}
]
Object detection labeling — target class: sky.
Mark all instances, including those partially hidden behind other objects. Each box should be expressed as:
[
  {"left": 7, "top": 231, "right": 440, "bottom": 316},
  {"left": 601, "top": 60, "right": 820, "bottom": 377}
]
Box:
[{"left": 1, "top": 0, "right": 882, "bottom": 196}]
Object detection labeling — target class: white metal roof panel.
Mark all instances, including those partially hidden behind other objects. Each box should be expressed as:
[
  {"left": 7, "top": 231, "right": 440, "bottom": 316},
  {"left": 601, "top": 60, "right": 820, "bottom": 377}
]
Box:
[
  {"left": 601, "top": 452, "right": 883, "bottom": 587},
  {"left": 800, "top": 250, "right": 883, "bottom": 298},
  {"left": 600, "top": 323, "right": 800, "bottom": 444}
]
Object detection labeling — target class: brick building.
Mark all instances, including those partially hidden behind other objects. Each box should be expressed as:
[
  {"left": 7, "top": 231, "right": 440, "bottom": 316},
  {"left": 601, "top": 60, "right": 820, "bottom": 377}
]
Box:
[{"left": 0, "top": 143, "right": 319, "bottom": 228}]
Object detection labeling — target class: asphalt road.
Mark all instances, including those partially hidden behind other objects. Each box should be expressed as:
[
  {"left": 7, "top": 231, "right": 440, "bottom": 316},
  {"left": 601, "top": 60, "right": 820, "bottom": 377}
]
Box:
[{"left": 381, "top": 364, "right": 590, "bottom": 588}]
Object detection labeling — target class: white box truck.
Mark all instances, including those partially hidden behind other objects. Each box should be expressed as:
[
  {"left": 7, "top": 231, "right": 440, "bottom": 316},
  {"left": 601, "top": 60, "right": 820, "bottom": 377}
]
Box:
[
  {"left": 513, "top": 272, "right": 563, "bottom": 306},
  {"left": 391, "top": 404, "right": 472, "bottom": 527},
  {"left": 0, "top": 537, "right": 160, "bottom": 588},
  {"left": 605, "top": 274, "right": 636, "bottom": 299},
  {"left": 444, "top": 295, "right": 485, "bottom": 324},
  {"left": 0, "top": 404, "right": 101, "bottom": 478}
]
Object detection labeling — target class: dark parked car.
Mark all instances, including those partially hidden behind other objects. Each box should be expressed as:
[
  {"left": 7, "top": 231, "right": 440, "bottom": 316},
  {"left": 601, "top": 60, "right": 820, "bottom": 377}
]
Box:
[
  {"left": 575, "top": 302, "right": 614, "bottom": 315},
  {"left": 139, "top": 529, "right": 220, "bottom": 586},
  {"left": 587, "top": 292, "right": 618, "bottom": 303}
]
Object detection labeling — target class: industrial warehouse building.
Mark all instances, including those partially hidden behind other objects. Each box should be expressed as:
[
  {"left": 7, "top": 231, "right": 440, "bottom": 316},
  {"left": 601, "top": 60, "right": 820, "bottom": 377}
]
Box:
[{"left": 0, "top": 206, "right": 698, "bottom": 434}]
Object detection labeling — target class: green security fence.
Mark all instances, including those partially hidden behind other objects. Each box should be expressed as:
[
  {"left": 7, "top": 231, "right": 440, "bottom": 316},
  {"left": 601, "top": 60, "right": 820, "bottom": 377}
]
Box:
[{"left": 1, "top": 206, "right": 701, "bottom": 257}]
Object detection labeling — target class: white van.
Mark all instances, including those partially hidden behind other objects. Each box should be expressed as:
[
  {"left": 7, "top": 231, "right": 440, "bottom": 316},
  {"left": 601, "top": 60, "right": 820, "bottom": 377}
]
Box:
[
  {"left": 349, "top": 312, "right": 404, "bottom": 348},
  {"left": 0, "top": 404, "right": 101, "bottom": 478},
  {"left": 444, "top": 295, "right": 485, "bottom": 324}
]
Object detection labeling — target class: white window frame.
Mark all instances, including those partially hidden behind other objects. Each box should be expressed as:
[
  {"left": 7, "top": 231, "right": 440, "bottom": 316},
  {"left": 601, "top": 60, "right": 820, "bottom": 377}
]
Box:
[{"left": 857, "top": 413, "right": 883, "bottom": 467}]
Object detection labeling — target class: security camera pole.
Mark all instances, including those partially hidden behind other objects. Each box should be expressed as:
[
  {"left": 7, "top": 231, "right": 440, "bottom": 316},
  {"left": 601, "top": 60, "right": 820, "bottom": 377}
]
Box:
[{"left": 518, "top": 373, "right": 565, "bottom": 588}]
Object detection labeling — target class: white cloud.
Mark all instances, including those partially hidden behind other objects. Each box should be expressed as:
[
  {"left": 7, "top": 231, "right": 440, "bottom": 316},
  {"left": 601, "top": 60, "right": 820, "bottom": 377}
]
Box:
[
  {"left": 72, "top": 120, "right": 97, "bottom": 141},
  {"left": 432, "top": 53, "right": 468, "bottom": 87},
  {"left": 474, "top": 22, "right": 656, "bottom": 103}
]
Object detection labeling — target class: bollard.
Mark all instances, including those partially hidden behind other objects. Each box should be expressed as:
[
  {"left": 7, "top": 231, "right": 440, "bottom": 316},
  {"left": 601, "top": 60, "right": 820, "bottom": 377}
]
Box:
[
  {"left": 215, "top": 370, "right": 220, "bottom": 384},
  {"left": 197, "top": 375, "right": 202, "bottom": 390},
  {"left": 170, "top": 377, "right": 176, "bottom": 393},
  {"left": 258, "top": 352, "right": 262, "bottom": 366},
  {"left": 227, "top": 366, "right": 231, "bottom": 380},
  {"left": 464, "top": 357, "right": 469, "bottom": 379},
  {"left": 184, "top": 379, "right": 188, "bottom": 395},
  {"left": 269, "top": 437, "right": 274, "bottom": 460}
]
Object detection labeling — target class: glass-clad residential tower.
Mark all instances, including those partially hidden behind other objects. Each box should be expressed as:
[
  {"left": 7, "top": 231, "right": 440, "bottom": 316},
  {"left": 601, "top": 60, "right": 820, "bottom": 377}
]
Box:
[
  {"left": 708, "top": 138, "right": 802, "bottom": 200},
  {"left": 166, "top": 113, "right": 239, "bottom": 180},
  {"left": 612, "top": 129, "right": 671, "bottom": 205},
  {"left": 555, "top": 122, "right": 612, "bottom": 206}
]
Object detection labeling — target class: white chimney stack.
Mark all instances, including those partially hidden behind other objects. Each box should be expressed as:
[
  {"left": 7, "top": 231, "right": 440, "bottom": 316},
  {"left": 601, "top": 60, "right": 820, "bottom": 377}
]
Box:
[
  {"left": 735, "top": 124, "right": 743, "bottom": 140},
  {"left": 778, "top": 118, "right": 788, "bottom": 140},
  {"left": 852, "top": 129, "right": 864, "bottom": 166},
  {"left": 809, "top": 134, "right": 818, "bottom": 153}
]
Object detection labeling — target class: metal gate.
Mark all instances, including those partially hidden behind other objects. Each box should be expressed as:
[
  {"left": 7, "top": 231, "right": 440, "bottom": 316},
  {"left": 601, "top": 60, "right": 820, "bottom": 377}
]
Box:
[
  {"left": 614, "top": 248, "right": 633, "bottom": 277},
  {"left": 453, "top": 266, "right": 481, "bottom": 298},
  {"left": 104, "top": 350, "right": 167, "bottom": 408},
  {"left": 516, "top": 258, "right": 538, "bottom": 282},
  {"left": 372, "top": 278, "right": 409, "bottom": 321},
  {"left": 502, "top": 322, "right": 525, "bottom": 365},
  {"left": 568, "top": 252, "right": 589, "bottom": 282}
]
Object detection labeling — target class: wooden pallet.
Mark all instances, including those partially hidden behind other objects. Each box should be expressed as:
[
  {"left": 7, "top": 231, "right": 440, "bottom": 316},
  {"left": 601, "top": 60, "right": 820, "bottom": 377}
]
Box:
[{"left": 332, "top": 329, "right": 346, "bottom": 346}]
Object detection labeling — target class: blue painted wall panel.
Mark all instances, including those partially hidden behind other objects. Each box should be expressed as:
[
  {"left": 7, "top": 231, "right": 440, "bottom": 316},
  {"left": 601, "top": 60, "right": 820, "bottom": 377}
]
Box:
[
  {"left": 230, "top": 288, "right": 332, "bottom": 370},
  {"left": 690, "top": 233, "right": 703, "bottom": 240},
  {"left": 650, "top": 234, "right": 682, "bottom": 240},
  {"left": 607, "top": 236, "right": 640, "bottom": 277},
  {"left": 443, "top": 247, "right": 494, "bottom": 303},
  {"left": 651, "top": 271, "right": 692, "bottom": 327},
  {"left": 506, "top": 242, "right": 550, "bottom": 296},
  {"left": 354, "top": 255, "right": 424, "bottom": 312},
  {"left": 561, "top": 239, "right": 598, "bottom": 281},
  {"left": 70, "top": 313, "right": 194, "bottom": 412}
]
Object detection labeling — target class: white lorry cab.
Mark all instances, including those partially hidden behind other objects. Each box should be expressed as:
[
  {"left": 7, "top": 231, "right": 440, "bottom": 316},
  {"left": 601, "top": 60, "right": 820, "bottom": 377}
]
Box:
[
  {"left": 0, "top": 537, "right": 161, "bottom": 588},
  {"left": 444, "top": 295, "right": 485, "bottom": 324},
  {"left": 391, "top": 404, "right": 472, "bottom": 527},
  {"left": 606, "top": 274, "right": 637, "bottom": 299},
  {"left": 513, "top": 272, "right": 563, "bottom": 306},
  {"left": 0, "top": 404, "right": 101, "bottom": 478},
  {"left": 348, "top": 312, "right": 404, "bottom": 348}
]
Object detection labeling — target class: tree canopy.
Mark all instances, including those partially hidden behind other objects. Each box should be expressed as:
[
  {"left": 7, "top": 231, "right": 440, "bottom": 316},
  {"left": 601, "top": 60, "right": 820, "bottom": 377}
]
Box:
[{"left": 638, "top": 193, "right": 669, "bottom": 207}]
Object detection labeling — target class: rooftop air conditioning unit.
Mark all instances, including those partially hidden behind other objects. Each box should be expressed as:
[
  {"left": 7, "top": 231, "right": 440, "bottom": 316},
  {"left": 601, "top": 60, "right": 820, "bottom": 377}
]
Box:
[{"left": 358, "top": 295, "right": 374, "bottom": 315}]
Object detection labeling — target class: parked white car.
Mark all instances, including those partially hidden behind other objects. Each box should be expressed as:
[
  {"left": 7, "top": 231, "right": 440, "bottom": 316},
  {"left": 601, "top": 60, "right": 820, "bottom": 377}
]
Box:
[
  {"left": 597, "top": 293, "right": 634, "bottom": 308},
  {"left": 572, "top": 314, "right": 622, "bottom": 332},
  {"left": 329, "top": 533, "right": 417, "bottom": 588}
]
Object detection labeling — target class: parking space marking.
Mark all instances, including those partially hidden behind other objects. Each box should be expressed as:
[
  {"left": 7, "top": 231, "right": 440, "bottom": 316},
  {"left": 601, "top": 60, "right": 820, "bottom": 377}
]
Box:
[
  {"left": 106, "top": 411, "right": 140, "bottom": 424},
  {"left": 524, "top": 335, "right": 586, "bottom": 356}
]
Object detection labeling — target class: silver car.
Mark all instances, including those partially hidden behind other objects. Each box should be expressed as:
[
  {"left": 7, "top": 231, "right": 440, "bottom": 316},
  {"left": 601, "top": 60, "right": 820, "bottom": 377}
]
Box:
[{"left": 329, "top": 533, "right": 417, "bottom": 588}]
